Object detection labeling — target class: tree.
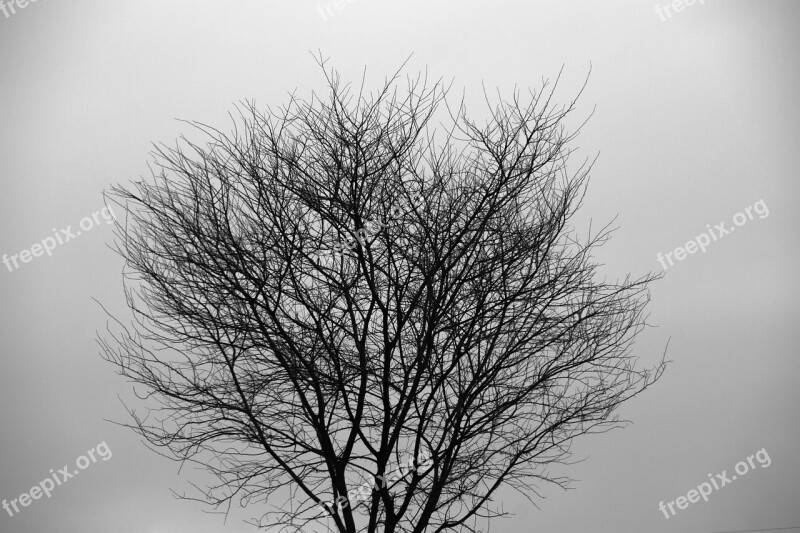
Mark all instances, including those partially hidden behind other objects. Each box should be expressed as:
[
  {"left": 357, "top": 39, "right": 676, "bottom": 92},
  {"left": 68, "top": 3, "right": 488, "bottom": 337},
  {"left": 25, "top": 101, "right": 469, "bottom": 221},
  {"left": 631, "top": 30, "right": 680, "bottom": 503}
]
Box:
[{"left": 100, "top": 59, "right": 665, "bottom": 533}]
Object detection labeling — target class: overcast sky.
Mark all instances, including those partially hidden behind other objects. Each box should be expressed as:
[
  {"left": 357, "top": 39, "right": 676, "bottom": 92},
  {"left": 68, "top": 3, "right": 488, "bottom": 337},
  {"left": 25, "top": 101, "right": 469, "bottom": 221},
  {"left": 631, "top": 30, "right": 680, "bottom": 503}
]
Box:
[{"left": 1, "top": 1, "right": 798, "bottom": 532}]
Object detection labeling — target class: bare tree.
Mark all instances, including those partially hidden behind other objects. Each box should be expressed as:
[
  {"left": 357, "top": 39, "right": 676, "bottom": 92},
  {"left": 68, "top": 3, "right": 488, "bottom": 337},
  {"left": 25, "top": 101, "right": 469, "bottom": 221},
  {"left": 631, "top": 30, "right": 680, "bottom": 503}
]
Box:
[{"left": 100, "top": 59, "right": 665, "bottom": 533}]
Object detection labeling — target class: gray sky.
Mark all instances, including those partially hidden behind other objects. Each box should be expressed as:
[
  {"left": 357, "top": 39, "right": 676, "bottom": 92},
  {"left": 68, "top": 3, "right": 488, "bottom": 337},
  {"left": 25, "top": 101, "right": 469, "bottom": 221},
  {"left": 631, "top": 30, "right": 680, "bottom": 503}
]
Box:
[{"left": 1, "top": 1, "right": 798, "bottom": 532}]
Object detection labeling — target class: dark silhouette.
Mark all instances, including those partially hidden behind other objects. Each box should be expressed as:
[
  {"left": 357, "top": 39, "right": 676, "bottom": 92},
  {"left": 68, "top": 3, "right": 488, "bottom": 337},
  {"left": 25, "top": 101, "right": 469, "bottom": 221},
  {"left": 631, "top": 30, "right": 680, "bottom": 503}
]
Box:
[{"left": 100, "top": 59, "right": 665, "bottom": 533}]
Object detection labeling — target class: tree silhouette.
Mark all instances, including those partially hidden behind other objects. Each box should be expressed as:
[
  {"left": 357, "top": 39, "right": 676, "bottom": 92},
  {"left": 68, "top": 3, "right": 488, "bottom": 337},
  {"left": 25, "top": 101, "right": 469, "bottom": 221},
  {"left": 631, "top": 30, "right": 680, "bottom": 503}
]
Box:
[{"left": 100, "top": 60, "right": 665, "bottom": 533}]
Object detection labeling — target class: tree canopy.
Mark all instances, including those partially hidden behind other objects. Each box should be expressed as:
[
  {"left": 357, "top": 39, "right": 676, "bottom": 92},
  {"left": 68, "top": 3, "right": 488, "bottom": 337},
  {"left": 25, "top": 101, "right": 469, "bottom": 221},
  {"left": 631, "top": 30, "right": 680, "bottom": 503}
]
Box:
[{"left": 100, "top": 60, "right": 665, "bottom": 533}]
